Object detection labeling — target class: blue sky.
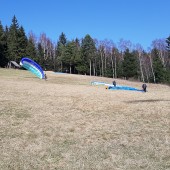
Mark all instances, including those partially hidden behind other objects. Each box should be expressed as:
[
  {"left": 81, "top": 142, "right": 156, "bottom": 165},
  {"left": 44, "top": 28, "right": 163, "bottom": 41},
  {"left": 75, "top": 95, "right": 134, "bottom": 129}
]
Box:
[{"left": 1, "top": 0, "right": 170, "bottom": 49}]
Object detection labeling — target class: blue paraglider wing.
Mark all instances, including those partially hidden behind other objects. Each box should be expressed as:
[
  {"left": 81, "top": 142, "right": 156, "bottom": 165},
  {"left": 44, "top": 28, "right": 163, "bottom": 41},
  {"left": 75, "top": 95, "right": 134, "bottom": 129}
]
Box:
[
  {"left": 108, "top": 85, "right": 143, "bottom": 91},
  {"left": 20, "top": 58, "right": 45, "bottom": 79}
]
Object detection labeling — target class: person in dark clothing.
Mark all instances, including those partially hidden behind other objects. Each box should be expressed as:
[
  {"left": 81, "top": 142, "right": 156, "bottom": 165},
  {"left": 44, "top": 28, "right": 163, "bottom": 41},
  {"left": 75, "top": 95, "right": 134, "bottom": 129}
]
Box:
[
  {"left": 142, "top": 84, "right": 147, "bottom": 92},
  {"left": 113, "top": 80, "right": 116, "bottom": 87},
  {"left": 44, "top": 73, "right": 47, "bottom": 80}
]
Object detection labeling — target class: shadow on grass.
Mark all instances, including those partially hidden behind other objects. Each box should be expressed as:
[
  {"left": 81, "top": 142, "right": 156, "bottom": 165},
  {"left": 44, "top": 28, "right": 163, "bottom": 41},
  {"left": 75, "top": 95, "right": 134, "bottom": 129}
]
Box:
[
  {"left": 125, "top": 99, "right": 170, "bottom": 103},
  {"left": 24, "top": 76, "right": 38, "bottom": 79}
]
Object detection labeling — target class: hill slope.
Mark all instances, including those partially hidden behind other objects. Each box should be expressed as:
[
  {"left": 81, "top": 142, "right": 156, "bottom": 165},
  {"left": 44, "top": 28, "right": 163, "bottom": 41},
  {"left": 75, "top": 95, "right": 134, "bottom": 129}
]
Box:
[{"left": 0, "top": 68, "right": 170, "bottom": 170}]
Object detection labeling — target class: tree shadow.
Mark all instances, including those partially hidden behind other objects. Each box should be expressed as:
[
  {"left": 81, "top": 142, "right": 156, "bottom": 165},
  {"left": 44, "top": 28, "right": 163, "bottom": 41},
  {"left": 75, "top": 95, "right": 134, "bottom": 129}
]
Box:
[
  {"left": 125, "top": 99, "right": 170, "bottom": 103},
  {"left": 24, "top": 76, "right": 38, "bottom": 79}
]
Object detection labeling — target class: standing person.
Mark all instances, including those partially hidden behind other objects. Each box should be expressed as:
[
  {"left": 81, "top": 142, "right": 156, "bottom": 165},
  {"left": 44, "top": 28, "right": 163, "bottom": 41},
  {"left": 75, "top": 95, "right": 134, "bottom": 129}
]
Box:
[
  {"left": 142, "top": 84, "right": 147, "bottom": 92},
  {"left": 44, "top": 73, "right": 47, "bottom": 80},
  {"left": 44, "top": 68, "right": 47, "bottom": 80},
  {"left": 113, "top": 80, "right": 116, "bottom": 87}
]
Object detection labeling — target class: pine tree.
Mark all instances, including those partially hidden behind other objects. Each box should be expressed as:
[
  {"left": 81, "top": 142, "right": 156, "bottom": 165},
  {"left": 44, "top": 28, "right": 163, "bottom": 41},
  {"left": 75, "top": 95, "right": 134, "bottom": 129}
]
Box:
[
  {"left": 4, "top": 26, "right": 9, "bottom": 58},
  {"left": 166, "top": 36, "right": 170, "bottom": 52},
  {"left": 56, "top": 32, "right": 67, "bottom": 72},
  {"left": 26, "top": 36, "right": 37, "bottom": 60},
  {"left": 122, "top": 49, "right": 138, "bottom": 79},
  {"left": 166, "top": 36, "right": 170, "bottom": 83},
  {"left": 166, "top": 36, "right": 170, "bottom": 72},
  {"left": 81, "top": 34, "right": 96, "bottom": 75},
  {"left": 59, "top": 32, "right": 67, "bottom": 46},
  {"left": 73, "top": 38, "right": 82, "bottom": 74},
  {"left": 152, "top": 48, "right": 167, "bottom": 83},
  {"left": 7, "top": 15, "right": 20, "bottom": 62},
  {"left": 0, "top": 21, "right": 8, "bottom": 67},
  {"left": 37, "top": 42, "right": 44, "bottom": 66},
  {"left": 117, "top": 61, "right": 124, "bottom": 78},
  {"left": 62, "top": 41, "right": 73, "bottom": 73},
  {"left": 18, "top": 26, "right": 28, "bottom": 59},
  {"left": 62, "top": 40, "right": 81, "bottom": 74}
]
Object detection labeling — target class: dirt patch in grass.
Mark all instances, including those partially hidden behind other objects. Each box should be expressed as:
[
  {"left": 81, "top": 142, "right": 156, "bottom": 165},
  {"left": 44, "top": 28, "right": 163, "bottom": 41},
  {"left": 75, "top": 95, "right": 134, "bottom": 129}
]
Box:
[{"left": 0, "top": 68, "right": 170, "bottom": 170}]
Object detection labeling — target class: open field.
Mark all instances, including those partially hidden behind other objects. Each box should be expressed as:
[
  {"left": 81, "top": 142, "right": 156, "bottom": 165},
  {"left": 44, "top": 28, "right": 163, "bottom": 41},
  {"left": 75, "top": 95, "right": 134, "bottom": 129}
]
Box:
[{"left": 0, "top": 68, "right": 170, "bottom": 170}]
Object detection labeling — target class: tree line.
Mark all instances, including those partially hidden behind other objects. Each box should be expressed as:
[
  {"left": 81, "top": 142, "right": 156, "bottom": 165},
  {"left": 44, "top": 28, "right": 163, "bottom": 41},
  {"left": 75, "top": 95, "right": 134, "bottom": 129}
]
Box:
[{"left": 0, "top": 16, "right": 170, "bottom": 84}]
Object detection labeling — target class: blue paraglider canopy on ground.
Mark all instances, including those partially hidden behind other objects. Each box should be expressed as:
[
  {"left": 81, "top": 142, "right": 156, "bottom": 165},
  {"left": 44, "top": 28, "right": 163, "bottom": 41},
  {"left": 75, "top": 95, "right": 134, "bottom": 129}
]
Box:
[
  {"left": 20, "top": 57, "right": 45, "bottom": 79},
  {"left": 91, "top": 81, "right": 144, "bottom": 92},
  {"left": 108, "top": 85, "right": 143, "bottom": 92}
]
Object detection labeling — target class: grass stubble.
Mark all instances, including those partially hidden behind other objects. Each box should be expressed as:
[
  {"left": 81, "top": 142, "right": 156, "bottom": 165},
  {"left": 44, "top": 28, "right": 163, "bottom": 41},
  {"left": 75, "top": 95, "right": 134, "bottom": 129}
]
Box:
[{"left": 0, "top": 68, "right": 170, "bottom": 170}]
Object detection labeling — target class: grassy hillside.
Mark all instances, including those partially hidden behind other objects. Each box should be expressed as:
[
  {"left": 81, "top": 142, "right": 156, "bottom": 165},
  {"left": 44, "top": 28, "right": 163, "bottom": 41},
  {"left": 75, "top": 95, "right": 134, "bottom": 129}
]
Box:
[{"left": 0, "top": 68, "right": 170, "bottom": 170}]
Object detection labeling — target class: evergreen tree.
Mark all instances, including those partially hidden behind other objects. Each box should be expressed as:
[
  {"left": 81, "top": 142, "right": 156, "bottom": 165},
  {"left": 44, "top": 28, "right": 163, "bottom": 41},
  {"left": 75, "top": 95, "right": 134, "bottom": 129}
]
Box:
[
  {"left": 81, "top": 34, "right": 96, "bottom": 75},
  {"left": 152, "top": 48, "right": 167, "bottom": 83},
  {"left": 56, "top": 41, "right": 65, "bottom": 72},
  {"left": 73, "top": 38, "right": 83, "bottom": 74},
  {"left": 166, "top": 36, "right": 170, "bottom": 71},
  {"left": 0, "top": 21, "right": 8, "bottom": 67},
  {"left": 4, "top": 26, "right": 9, "bottom": 57},
  {"left": 18, "top": 26, "right": 28, "bottom": 59},
  {"left": 7, "top": 15, "right": 20, "bottom": 62},
  {"left": 166, "top": 36, "right": 170, "bottom": 52},
  {"left": 26, "top": 36, "right": 37, "bottom": 60},
  {"left": 122, "top": 49, "right": 138, "bottom": 79},
  {"left": 59, "top": 32, "right": 67, "bottom": 46},
  {"left": 56, "top": 32, "right": 67, "bottom": 57},
  {"left": 62, "top": 41, "right": 74, "bottom": 73},
  {"left": 37, "top": 42, "right": 44, "bottom": 66},
  {"left": 62, "top": 40, "right": 82, "bottom": 74},
  {"left": 166, "top": 36, "right": 170, "bottom": 83},
  {"left": 117, "top": 61, "right": 124, "bottom": 78},
  {"left": 56, "top": 32, "right": 67, "bottom": 72}
]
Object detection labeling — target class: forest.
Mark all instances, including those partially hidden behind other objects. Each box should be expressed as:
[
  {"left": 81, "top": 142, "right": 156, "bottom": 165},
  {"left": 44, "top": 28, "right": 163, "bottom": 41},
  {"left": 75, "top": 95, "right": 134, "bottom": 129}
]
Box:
[{"left": 0, "top": 16, "right": 170, "bottom": 84}]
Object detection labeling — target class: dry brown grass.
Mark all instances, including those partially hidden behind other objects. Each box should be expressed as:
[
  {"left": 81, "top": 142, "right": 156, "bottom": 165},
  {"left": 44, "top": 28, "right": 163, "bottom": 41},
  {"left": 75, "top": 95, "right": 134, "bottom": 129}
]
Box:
[{"left": 0, "top": 68, "right": 170, "bottom": 170}]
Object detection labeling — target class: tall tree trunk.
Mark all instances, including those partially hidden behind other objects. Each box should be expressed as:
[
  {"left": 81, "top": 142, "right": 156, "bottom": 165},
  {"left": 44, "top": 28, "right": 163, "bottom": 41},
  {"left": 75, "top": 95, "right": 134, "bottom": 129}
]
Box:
[
  {"left": 61, "top": 61, "right": 63, "bottom": 72},
  {"left": 53, "top": 57, "right": 56, "bottom": 71},
  {"left": 89, "top": 59, "right": 92, "bottom": 76},
  {"left": 159, "top": 51, "right": 165, "bottom": 68},
  {"left": 99, "top": 60, "right": 101, "bottom": 76},
  {"left": 111, "top": 50, "right": 114, "bottom": 78},
  {"left": 43, "top": 48, "right": 47, "bottom": 70},
  {"left": 114, "top": 51, "right": 117, "bottom": 78},
  {"left": 149, "top": 54, "right": 156, "bottom": 83},
  {"left": 100, "top": 51, "right": 104, "bottom": 77},
  {"left": 54, "top": 48, "right": 56, "bottom": 71},
  {"left": 144, "top": 65, "right": 149, "bottom": 83},
  {"left": 139, "top": 52, "right": 144, "bottom": 82},
  {"left": 102, "top": 54, "right": 104, "bottom": 77},
  {"left": 104, "top": 52, "right": 106, "bottom": 76},
  {"left": 93, "top": 61, "right": 95, "bottom": 76},
  {"left": 70, "top": 62, "right": 71, "bottom": 74},
  {"left": 95, "top": 58, "right": 97, "bottom": 76}
]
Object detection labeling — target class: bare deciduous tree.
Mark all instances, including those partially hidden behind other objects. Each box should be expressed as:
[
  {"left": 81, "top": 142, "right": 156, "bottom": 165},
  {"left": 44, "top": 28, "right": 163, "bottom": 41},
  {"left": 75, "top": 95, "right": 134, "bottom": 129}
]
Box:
[{"left": 135, "top": 43, "right": 144, "bottom": 82}]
